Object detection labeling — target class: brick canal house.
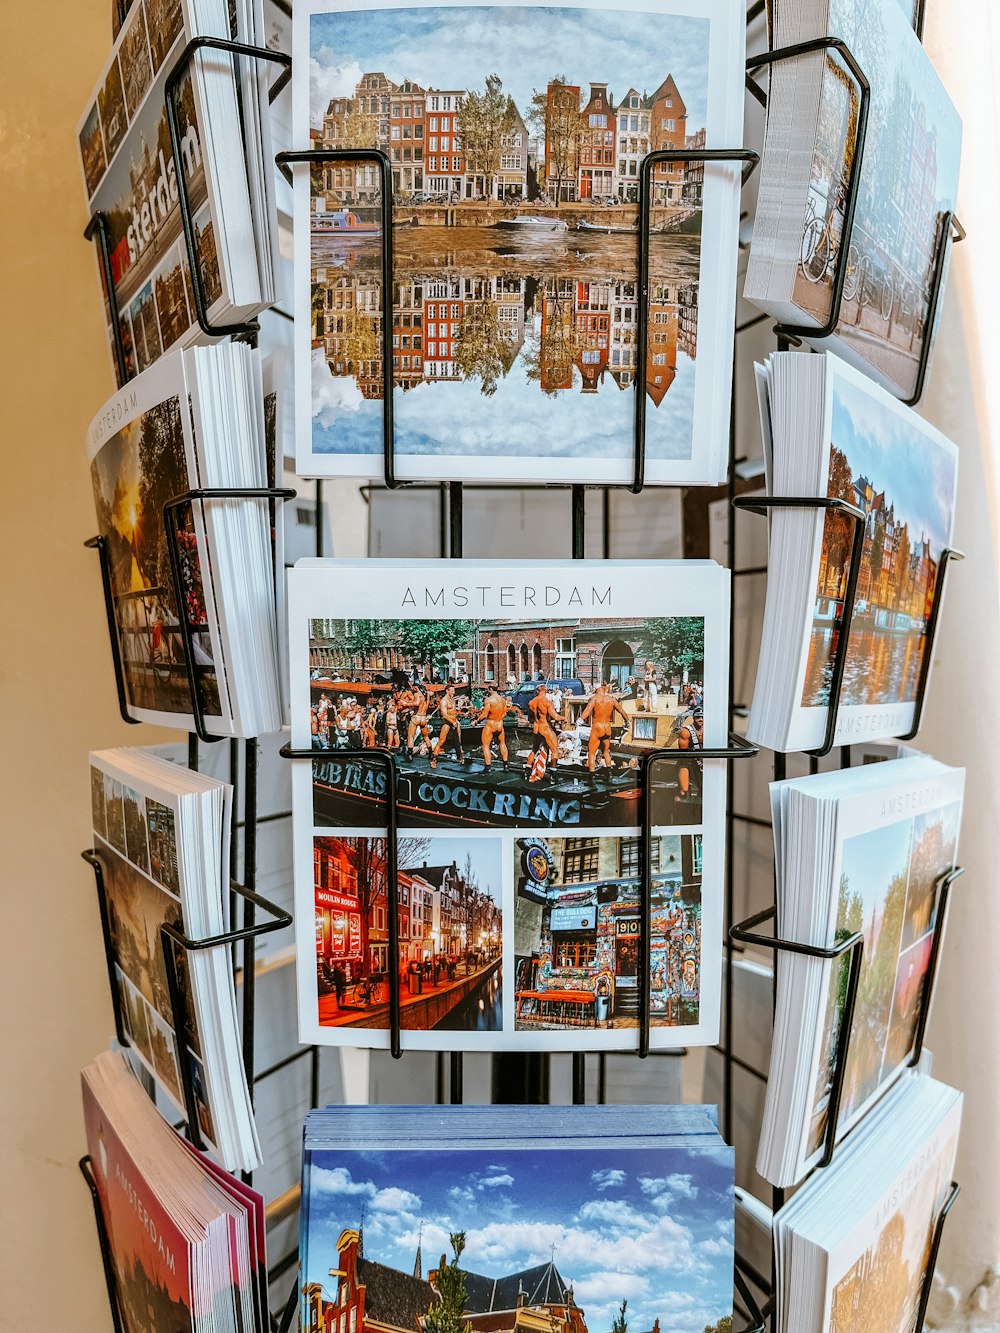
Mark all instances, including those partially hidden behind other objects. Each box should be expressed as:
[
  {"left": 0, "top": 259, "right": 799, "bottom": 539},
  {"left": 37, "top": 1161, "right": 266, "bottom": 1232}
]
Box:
[{"left": 304, "top": 1230, "right": 590, "bottom": 1333}]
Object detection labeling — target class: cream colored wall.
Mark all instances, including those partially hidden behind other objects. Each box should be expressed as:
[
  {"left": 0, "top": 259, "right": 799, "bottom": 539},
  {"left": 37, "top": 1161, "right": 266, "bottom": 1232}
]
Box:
[{"left": 0, "top": 2, "right": 172, "bottom": 1327}]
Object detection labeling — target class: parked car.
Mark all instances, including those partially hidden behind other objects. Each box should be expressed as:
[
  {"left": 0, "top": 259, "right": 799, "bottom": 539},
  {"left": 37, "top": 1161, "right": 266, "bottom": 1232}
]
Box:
[{"left": 508, "top": 677, "right": 586, "bottom": 715}]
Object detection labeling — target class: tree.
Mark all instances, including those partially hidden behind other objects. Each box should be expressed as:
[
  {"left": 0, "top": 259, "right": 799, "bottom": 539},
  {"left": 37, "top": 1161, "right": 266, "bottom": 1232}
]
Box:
[
  {"left": 642, "top": 617, "right": 705, "bottom": 677},
  {"left": 396, "top": 620, "right": 478, "bottom": 673},
  {"left": 344, "top": 619, "right": 391, "bottom": 662},
  {"left": 458, "top": 75, "right": 515, "bottom": 200},
  {"left": 703, "top": 1319, "right": 732, "bottom": 1333},
  {"left": 425, "top": 1233, "right": 467, "bottom": 1333},
  {"left": 454, "top": 298, "right": 517, "bottom": 395},
  {"left": 612, "top": 1301, "right": 629, "bottom": 1333},
  {"left": 528, "top": 77, "right": 582, "bottom": 205}
]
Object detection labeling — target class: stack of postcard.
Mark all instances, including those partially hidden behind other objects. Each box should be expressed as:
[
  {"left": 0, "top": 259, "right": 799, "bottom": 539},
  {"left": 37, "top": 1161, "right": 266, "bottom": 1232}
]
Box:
[
  {"left": 746, "top": 351, "right": 958, "bottom": 753},
  {"left": 289, "top": 0, "right": 746, "bottom": 485},
  {"left": 87, "top": 343, "right": 283, "bottom": 738},
  {"left": 299, "top": 1103, "right": 736, "bottom": 1333},
  {"left": 83, "top": 1049, "right": 269, "bottom": 1332},
  {"left": 89, "top": 746, "right": 262, "bottom": 1172},
  {"left": 756, "top": 755, "right": 964, "bottom": 1187},
  {"left": 772, "top": 1072, "right": 961, "bottom": 1333},
  {"left": 287, "top": 558, "right": 730, "bottom": 1051},
  {"left": 745, "top": 0, "right": 961, "bottom": 401},
  {"left": 79, "top": 0, "right": 279, "bottom": 385}
]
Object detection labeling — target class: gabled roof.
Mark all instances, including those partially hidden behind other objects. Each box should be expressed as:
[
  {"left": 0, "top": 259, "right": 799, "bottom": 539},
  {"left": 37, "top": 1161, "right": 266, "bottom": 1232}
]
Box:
[
  {"left": 415, "top": 863, "right": 459, "bottom": 889},
  {"left": 357, "top": 1256, "right": 436, "bottom": 1331},
  {"left": 463, "top": 1261, "right": 572, "bottom": 1314},
  {"left": 650, "top": 74, "right": 686, "bottom": 115}
]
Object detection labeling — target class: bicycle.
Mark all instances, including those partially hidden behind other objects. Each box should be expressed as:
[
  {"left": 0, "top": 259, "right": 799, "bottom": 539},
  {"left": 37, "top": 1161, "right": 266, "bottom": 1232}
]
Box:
[{"left": 353, "top": 974, "right": 385, "bottom": 1007}]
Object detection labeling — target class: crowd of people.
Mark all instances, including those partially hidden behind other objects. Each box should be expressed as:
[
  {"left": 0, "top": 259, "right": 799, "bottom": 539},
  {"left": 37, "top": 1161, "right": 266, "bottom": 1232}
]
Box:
[{"left": 308, "top": 669, "right": 706, "bottom": 778}]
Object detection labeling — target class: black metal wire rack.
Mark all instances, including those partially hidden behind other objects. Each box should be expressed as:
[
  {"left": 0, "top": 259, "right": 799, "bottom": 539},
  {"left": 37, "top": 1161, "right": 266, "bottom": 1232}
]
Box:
[{"left": 78, "top": 10, "right": 966, "bottom": 1331}]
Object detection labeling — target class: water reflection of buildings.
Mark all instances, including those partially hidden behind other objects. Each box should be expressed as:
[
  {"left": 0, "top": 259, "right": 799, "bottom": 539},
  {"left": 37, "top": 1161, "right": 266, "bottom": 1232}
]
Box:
[{"left": 314, "top": 269, "right": 694, "bottom": 401}]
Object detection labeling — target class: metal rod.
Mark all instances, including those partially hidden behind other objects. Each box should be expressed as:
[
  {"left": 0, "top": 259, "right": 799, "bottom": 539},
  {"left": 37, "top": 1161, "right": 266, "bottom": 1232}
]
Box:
[
  {"left": 276, "top": 148, "right": 397, "bottom": 488},
  {"left": 83, "top": 213, "right": 130, "bottom": 385},
  {"left": 634, "top": 148, "right": 759, "bottom": 493},
  {"left": 84, "top": 537, "right": 143, "bottom": 729},
  {"left": 572, "top": 1053, "right": 587, "bottom": 1105},
  {"left": 79, "top": 1157, "right": 126, "bottom": 1333}
]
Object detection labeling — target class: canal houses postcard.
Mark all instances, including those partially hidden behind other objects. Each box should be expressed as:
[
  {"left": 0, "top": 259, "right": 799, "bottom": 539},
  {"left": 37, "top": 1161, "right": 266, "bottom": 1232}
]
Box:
[
  {"left": 746, "top": 352, "right": 958, "bottom": 753},
  {"left": 78, "top": 0, "right": 277, "bottom": 384},
  {"left": 756, "top": 756, "right": 964, "bottom": 1187},
  {"left": 288, "top": 558, "right": 728, "bottom": 1051},
  {"left": 300, "top": 1105, "right": 736, "bottom": 1333},
  {"left": 745, "top": 0, "right": 961, "bottom": 401},
  {"left": 291, "top": 0, "right": 745, "bottom": 484}
]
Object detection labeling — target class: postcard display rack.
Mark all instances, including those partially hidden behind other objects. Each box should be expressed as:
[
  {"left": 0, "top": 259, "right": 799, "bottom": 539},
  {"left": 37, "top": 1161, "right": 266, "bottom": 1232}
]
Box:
[{"left": 74, "top": 7, "right": 967, "bottom": 1332}]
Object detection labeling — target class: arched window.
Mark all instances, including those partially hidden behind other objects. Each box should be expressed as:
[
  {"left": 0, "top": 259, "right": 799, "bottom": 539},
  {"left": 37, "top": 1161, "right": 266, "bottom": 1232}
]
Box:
[
  {"left": 507, "top": 644, "right": 517, "bottom": 681},
  {"left": 532, "top": 642, "right": 543, "bottom": 678},
  {"left": 485, "top": 643, "right": 496, "bottom": 681},
  {"left": 602, "top": 639, "right": 635, "bottom": 690},
  {"left": 519, "top": 644, "right": 530, "bottom": 680}
]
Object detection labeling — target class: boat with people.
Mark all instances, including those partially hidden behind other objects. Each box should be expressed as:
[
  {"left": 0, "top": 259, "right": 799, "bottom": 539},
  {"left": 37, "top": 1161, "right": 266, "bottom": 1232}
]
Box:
[{"left": 312, "top": 209, "right": 381, "bottom": 233}]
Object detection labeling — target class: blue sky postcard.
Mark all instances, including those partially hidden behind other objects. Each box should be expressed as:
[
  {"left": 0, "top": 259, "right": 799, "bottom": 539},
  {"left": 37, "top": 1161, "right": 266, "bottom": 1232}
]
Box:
[{"left": 300, "top": 1142, "right": 735, "bottom": 1333}]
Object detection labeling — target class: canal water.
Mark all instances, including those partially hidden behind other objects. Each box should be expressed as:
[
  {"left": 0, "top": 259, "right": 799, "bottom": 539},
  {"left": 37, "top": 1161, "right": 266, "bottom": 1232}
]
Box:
[
  {"left": 436, "top": 965, "right": 502, "bottom": 1032},
  {"left": 803, "top": 626, "right": 924, "bottom": 708}
]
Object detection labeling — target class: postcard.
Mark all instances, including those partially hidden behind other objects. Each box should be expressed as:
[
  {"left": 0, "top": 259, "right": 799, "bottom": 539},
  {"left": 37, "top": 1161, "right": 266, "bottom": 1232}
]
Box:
[
  {"left": 89, "top": 754, "right": 223, "bottom": 1152},
  {"left": 291, "top": 0, "right": 744, "bottom": 484},
  {"left": 824, "top": 1096, "right": 960, "bottom": 1333},
  {"left": 301, "top": 1140, "right": 736, "bottom": 1333},
  {"left": 802, "top": 764, "right": 964, "bottom": 1172},
  {"left": 787, "top": 0, "right": 960, "bottom": 398},
  {"left": 289, "top": 558, "right": 728, "bottom": 1050},
  {"left": 87, "top": 355, "right": 230, "bottom": 730},
  {"left": 787, "top": 356, "right": 958, "bottom": 752}
]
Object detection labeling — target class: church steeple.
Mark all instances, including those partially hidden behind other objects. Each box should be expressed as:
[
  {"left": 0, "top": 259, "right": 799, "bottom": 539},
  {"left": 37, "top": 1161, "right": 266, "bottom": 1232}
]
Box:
[{"left": 414, "top": 1221, "right": 424, "bottom": 1279}]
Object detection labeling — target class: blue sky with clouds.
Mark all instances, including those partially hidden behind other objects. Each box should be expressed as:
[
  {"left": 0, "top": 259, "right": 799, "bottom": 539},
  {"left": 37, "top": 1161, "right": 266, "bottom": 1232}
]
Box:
[
  {"left": 309, "top": 5, "right": 710, "bottom": 130},
  {"left": 304, "top": 1146, "right": 733, "bottom": 1333},
  {"left": 831, "top": 374, "right": 957, "bottom": 553},
  {"left": 401, "top": 836, "right": 502, "bottom": 907}
]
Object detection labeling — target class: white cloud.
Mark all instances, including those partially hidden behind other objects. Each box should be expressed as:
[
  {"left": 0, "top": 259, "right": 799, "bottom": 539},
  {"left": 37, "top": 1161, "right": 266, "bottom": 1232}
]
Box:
[
  {"left": 371, "top": 1186, "right": 422, "bottom": 1213},
  {"left": 312, "top": 345, "right": 366, "bottom": 428},
  {"left": 576, "top": 1200, "right": 647, "bottom": 1232},
  {"left": 591, "top": 1168, "right": 626, "bottom": 1192},
  {"left": 638, "top": 1174, "right": 698, "bottom": 1211},
  {"left": 310, "top": 1166, "right": 377, "bottom": 1198},
  {"left": 571, "top": 1271, "right": 649, "bottom": 1306},
  {"left": 310, "top": 48, "right": 365, "bottom": 125},
  {"left": 697, "top": 1238, "right": 730, "bottom": 1257},
  {"left": 477, "top": 1173, "right": 514, "bottom": 1189},
  {"left": 449, "top": 1186, "right": 475, "bottom": 1206}
]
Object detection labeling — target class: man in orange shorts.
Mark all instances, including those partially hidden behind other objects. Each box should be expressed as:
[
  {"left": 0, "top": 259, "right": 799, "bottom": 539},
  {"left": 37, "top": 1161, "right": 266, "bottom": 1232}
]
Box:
[
  {"left": 526, "top": 683, "right": 561, "bottom": 771},
  {"left": 431, "top": 683, "right": 466, "bottom": 768},
  {"left": 580, "top": 682, "right": 629, "bottom": 772},
  {"left": 476, "top": 687, "right": 510, "bottom": 768}
]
